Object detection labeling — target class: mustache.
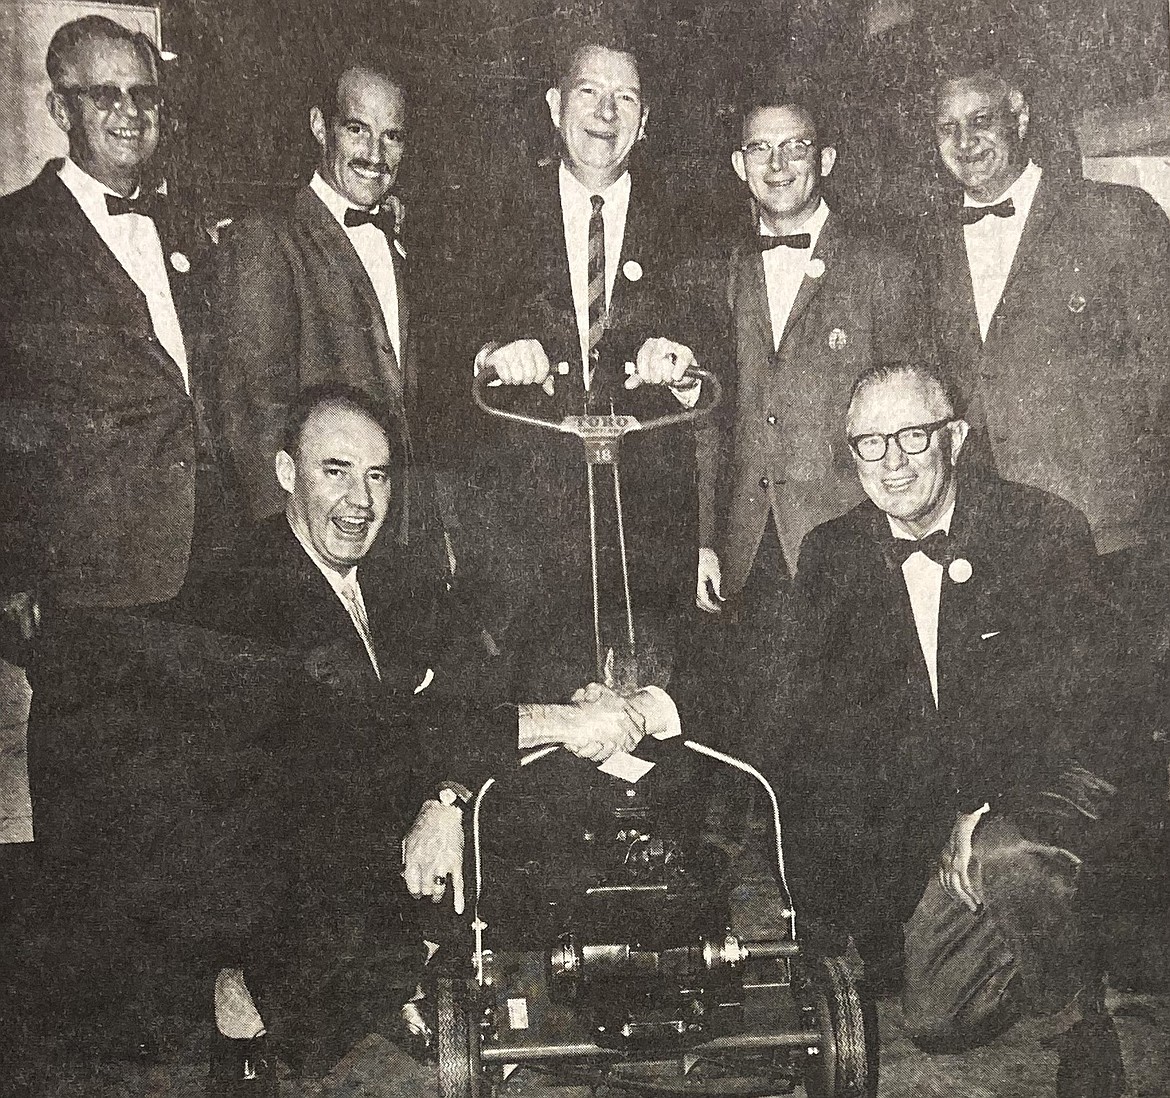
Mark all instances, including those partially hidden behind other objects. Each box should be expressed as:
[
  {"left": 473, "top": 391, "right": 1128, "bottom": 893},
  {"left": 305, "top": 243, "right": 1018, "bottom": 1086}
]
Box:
[{"left": 349, "top": 159, "right": 391, "bottom": 174}]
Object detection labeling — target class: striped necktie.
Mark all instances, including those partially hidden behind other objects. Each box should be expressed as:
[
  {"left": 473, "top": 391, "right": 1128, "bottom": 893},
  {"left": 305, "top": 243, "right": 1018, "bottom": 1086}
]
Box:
[{"left": 586, "top": 193, "right": 606, "bottom": 386}]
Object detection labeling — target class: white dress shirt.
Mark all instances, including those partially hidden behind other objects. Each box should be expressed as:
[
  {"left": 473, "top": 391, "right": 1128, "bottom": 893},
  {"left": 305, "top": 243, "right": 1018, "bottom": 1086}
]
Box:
[
  {"left": 310, "top": 172, "right": 402, "bottom": 365},
  {"left": 59, "top": 157, "right": 190, "bottom": 392},
  {"left": 760, "top": 200, "right": 830, "bottom": 351},
  {"left": 559, "top": 163, "right": 632, "bottom": 386},
  {"left": 963, "top": 159, "right": 1042, "bottom": 341},
  {"left": 888, "top": 500, "right": 956, "bottom": 708},
  {"left": 289, "top": 515, "right": 381, "bottom": 680}
]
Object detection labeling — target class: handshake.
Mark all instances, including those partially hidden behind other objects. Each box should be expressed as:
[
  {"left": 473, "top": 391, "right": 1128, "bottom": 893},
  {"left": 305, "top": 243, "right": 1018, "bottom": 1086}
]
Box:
[
  {"left": 403, "top": 682, "right": 677, "bottom": 912},
  {"left": 518, "top": 680, "right": 678, "bottom": 762}
]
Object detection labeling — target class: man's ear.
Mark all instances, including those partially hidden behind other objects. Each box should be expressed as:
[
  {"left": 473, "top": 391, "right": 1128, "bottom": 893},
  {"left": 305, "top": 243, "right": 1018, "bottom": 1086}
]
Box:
[
  {"left": 545, "top": 87, "right": 561, "bottom": 131},
  {"left": 309, "top": 106, "right": 327, "bottom": 151},
  {"left": 275, "top": 450, "right": 296, "bottom": 494},
  {"left": 731, "top": 148, "right": 747, "bottom": 183},
  {"left": 637, "top": 106, "right": 649, "bottom": 142},
  {"left": 1008, "top": 89, "right": 1029, "bottom": 142},
  {"left": 948, "top": 418, "right": 971, "bottom": 466},
  {"left": 47, "top": 90, "right": 72, "bottom": 137},
  {"left": 820, "top": 145, "right": 838, "bottom": 179}
]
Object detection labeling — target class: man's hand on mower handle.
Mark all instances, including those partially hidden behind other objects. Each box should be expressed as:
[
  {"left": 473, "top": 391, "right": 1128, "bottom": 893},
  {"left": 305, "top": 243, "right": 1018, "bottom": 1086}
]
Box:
[
  {"left": 485, "top": 339, "right": 556, "bottom": 396},
  {"left": 625, "top": 337, "right": 698, "bottom": 389}
]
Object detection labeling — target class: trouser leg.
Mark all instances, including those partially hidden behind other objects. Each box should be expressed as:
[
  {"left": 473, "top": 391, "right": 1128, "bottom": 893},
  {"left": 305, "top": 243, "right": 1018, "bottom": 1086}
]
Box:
[{"left": 902, "top": 813, "right": 1087, "bottom": 1050}]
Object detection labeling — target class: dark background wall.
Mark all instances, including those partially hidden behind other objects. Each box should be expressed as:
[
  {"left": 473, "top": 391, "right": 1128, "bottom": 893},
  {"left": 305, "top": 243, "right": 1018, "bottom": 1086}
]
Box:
[{"left": 150, "top": 0, "right": 1170, "bottom": 262}]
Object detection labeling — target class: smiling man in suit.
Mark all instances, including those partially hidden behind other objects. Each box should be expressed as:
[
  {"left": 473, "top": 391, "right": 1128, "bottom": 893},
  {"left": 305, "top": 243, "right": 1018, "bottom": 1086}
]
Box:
[
  {"left": 211, "top": 58, "right": 430, "bottom": 551},
  {"left": 754, "top": 360, "right": 1129, "bottom": 1096},
  {"left": 924, "top": 57, "right": 1170, "bottom": 615},
  {"left": 689, "top": 85, "right": 923, "bottom": 622},
  {"left": 179, "top": 383, "right": 662, "bottom": 1083},
  {"left": 0, "top": 14, "right": 217, "bottom": 1058},
  {"left": 468, "top": 30, "right": 718, "bottom": 696}
]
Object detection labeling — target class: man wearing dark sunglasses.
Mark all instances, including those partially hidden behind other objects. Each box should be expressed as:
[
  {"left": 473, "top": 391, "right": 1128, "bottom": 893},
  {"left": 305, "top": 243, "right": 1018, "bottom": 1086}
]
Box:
[
  {"left": 745, "top": 360, "right": 1136, "bottom": 1097},
  {"left": 0, "top": 12, "right": 214, "bottom": 1064}
]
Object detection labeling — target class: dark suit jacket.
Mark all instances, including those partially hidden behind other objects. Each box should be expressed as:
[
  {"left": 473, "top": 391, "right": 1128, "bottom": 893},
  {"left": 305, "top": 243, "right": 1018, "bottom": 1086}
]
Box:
[
  {"left": 211, "top": 184, "right": 418, "bottom": 527},
  {"left": 178, "top": 514, "right": 518, "bottom": 799},
  {"left": 757, "top": 472, "right": 1117, "bottom": 836},
  {"left": 0, "top": 161, "right": 202, "bottom": 607},
  {"left": 925, "top": 172, "right": 1170, "bottom": 554},
  {"left": 705, "top": 214, "right": 923, "bottom": 585},
  {"left": 468, "top": 164, "right": 722, "bottom": 640}
]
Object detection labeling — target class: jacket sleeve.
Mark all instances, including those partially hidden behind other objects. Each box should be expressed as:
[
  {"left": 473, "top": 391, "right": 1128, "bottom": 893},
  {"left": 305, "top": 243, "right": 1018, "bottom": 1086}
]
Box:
[{"left": 208, "top": 216, "right": 299, "bottom": 523}]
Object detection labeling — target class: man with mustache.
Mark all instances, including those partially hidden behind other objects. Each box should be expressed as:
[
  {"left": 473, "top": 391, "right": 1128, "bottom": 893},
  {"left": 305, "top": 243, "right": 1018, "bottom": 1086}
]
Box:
[{"left": 211, "top": 58, "right": 431, "bottom": 556}]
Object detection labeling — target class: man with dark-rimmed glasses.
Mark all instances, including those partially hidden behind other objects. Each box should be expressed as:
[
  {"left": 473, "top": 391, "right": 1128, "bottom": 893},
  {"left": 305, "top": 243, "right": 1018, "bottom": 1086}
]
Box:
[
  {"left": 746, "top": 360, "right": 1137, "bottom": 1096},
  {"left": 0, "top": 12, "right": 215, "bottom": 1064}
]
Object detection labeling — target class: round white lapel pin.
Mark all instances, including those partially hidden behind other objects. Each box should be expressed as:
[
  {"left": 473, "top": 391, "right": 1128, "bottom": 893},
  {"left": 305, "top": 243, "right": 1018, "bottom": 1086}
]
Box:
[
  {"left": 623, "top": 260, "right": 643, "bottom": 282},
  {"left": 948, "top": 557, "right": 973, "bottom": 584},
  {"left": 1067, "top": 292, "right": 1086, "bottom": 314},
  {"left": 807, "top": 257, "right": 825, "bottom": 279},
  {"left": 828, "top": 327, "right": 848, "bottom": 351},
  {"left": 169, "top": 251, "right": 190, "bottom": 274}
]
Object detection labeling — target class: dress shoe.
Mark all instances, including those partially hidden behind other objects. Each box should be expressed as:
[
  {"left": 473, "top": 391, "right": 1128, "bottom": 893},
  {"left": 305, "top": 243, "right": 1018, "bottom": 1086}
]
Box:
[
  {"left": 1053, "top": 1013, "right": 1125, "bottom": 1098},
  {"left": 207, "top": 1032, "right": 278, "bottom": 1096}
]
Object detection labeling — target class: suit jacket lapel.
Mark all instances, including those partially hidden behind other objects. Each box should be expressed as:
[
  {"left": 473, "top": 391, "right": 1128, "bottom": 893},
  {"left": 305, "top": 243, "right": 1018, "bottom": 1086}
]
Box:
[
  {"left": 296, "top": 187, "right": 404, "bottom": 405},
  {"left": 864, "top": 507, "right": 938, "bottom": 710},
  {"left": 780, "top": 211, "right": 843, "bottom": 341},
  {"left": 936, "top": 217, "right": 983, "bottom": 355},
  {"left": 41, "top": 166, "right": 190, "bottom": 394},
  {"left": 732, "top": 244, "right": 777, "bottom": 359},
  {"left": 991, "top": 172, "right": 1064, "bottom": 329}
]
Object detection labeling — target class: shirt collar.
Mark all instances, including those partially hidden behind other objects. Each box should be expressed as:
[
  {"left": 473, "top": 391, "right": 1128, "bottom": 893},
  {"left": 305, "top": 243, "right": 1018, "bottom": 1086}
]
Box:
[
  {"left": 887, "top": 498, "right": 956, "bottom": 542},
  {"left": 59, "top": 156, "right": 141, "bottom": 210},
  {"left": 559, "top": 160, "right": 632, "bottom": 208},
  {"left": 286, "top": 510, "right": 360, "bottom": 594},
  {"left": 759, "top": 197, "right": 830, "bottom": 242},
  {"left": 964, "top": 159, "right": 1042, "bottom": 220},
  {"left": 311, "top": 171, "right": 380, "bottom": 228}
]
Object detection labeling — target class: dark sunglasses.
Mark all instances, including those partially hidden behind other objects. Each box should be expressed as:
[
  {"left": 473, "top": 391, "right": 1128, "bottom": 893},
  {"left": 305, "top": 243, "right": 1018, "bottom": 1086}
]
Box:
[{"left": 61, "top": 84, "right": 162, "bottom": 113}]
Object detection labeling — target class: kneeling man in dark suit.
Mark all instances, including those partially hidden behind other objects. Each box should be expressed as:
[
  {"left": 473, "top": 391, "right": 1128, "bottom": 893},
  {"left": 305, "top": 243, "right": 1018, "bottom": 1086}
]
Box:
[
  {"left": 755, "top": 361, "right": 1130, "bottom": 1097},
  {"left": 183, "top": 382, "right": 668, "bottom": 1082}
]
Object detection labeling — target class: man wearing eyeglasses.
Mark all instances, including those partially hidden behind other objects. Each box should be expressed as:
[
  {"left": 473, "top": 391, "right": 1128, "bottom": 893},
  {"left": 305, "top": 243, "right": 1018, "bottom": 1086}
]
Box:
[
  {"left": 694, "top": 84, "right": 923, "bottom": 628},
  {"left": 0, "top": 13, "right": 217, "bottom": 1060},
  {"left": 748, "top": 360, "right": 1133, "bottom": 1096}
]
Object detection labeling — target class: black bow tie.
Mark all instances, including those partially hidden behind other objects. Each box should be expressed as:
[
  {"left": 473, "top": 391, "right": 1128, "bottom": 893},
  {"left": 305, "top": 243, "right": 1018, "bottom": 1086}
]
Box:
[
  {"left": 106, "top": 192, "right": 161, "bottom": 219},
  {"left": 344, "top": 205, "right": 397, "bottom": 238},
  {"left": 961, "top": 198, "right": 1015, "bottom": 225},
  {"left": 885, "top": 529, "right": 952, "bottom": 568},
  {"left": 757, "top": 232, "right": 812, "bottom": 250}
]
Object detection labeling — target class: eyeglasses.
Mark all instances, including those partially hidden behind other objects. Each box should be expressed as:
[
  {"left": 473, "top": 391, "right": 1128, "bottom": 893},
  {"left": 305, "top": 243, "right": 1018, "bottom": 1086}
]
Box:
[
  {"left": 60, "top": 84, "right": 162, "bottom": 113},
  {"left": 739, "top": 138, "right": 817, "bottom": 164},
  {"left": 848, "top": 418, "right": 954, "bottom": 462}
]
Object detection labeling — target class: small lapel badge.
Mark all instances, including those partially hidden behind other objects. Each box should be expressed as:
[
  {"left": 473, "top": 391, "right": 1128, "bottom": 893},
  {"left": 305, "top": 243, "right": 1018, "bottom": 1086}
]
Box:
[
  {"left": 622, "top": 259, "right": 643, "bottom": 282},
  {"left": 394, "top": 238, "right": 407, "bottom": 258},
  {"left": 948, "top": 557, "right": 973, "bottom": 584},
  {"left": 169, "top": 251, "right": 190, "bottom": 274},
  {"left": 828, "top": 327, "right": 848, "bottom": 350},
  {"left": 807, "top": 257, "right": 825, "bottom": 279},
  {"left": 1068, "top": 292, "right": 1087, "bottom": 314}
]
